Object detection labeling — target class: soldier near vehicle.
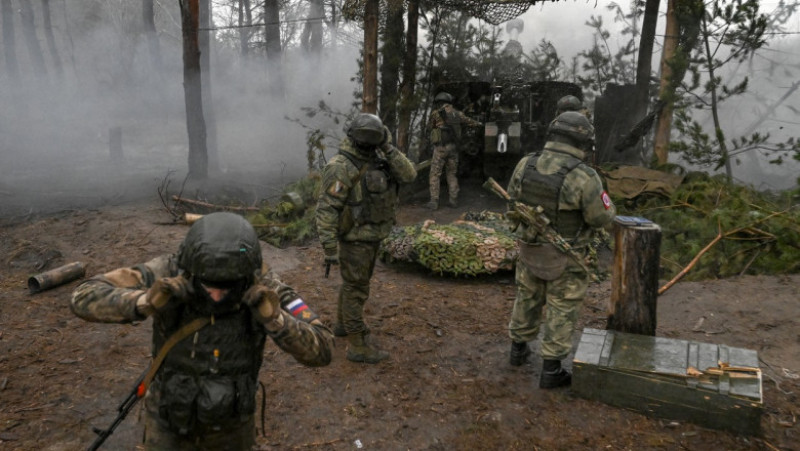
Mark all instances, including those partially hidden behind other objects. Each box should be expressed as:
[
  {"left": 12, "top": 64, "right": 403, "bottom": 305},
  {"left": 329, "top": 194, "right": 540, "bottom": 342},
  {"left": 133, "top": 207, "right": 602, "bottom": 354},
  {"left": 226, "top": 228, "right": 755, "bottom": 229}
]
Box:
[
  {"left": 554, "top": 94, "right": 592, "bottom": 121},
  {"left": 315, "top": 113, "right": 417, "bottom": 364},
  {"left": 70, "top": 212, "right": 333, "bottom": 449},
  {"left": 427, "top": 91, "right": 482, "bottom": 210},
  {"left": 505, "top": 111, "right": 616, "bottom": 389}
]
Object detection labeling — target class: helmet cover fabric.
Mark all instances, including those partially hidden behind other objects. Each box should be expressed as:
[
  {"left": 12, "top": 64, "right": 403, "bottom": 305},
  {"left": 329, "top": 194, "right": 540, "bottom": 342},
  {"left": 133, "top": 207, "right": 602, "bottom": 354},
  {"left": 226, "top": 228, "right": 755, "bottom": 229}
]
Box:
[{"left": 177, "top": 212, "right": 262, "bottom": 283}]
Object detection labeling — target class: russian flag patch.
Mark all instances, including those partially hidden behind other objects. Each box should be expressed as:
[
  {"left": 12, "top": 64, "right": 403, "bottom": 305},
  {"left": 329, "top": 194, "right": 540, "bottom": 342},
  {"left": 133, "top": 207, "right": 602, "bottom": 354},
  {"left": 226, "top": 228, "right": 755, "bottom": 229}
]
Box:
[{"left": 286, "top": 298, "right": 309, "bottom": 317}]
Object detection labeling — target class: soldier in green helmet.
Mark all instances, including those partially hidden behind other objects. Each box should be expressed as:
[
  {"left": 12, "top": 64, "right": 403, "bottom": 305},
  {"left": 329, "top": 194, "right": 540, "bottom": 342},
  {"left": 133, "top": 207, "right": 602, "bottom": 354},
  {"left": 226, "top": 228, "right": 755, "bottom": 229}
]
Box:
[
  {"left": 71, "top": 212, "right": 333, "bottom": 449},
  {"left": 315, "top": 113, "right": 417, "bottom": 364},
  {"left": 427, "top": 91, "right": 482, "bottom": 210},
  {"left": 505, "top": 111, "right": 616, "bottom": 388}
]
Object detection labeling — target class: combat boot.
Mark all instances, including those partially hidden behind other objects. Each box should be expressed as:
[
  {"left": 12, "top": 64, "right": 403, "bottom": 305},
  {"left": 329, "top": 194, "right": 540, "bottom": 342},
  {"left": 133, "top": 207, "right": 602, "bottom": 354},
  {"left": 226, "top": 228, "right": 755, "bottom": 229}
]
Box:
[
  {"left": 346, "top": 332, "right": 389, "bottom": 364},
  {"left": 539, "top": 359, "right": 572, "bottom": 389},
  {"left": 448, "top": 198, "right": 458, "bottom": 208},
  {"left": 509, "top": 341, "right": 531, "bottom": 366},
  {"left": 426, "top": 201, "right": 439, "bottom": 210}
]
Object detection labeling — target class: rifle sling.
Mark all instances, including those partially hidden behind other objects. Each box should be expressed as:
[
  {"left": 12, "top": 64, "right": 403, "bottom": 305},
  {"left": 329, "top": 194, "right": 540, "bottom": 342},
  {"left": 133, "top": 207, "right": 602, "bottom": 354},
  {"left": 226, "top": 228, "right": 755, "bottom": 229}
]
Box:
[{"left": 139, "top": 317, "right": 211, "bottom": 396}]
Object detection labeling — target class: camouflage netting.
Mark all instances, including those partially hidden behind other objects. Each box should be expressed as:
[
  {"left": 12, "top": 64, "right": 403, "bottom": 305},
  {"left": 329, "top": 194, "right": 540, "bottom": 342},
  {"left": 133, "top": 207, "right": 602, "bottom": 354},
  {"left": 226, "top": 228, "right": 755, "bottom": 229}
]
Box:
[
  {"left": 343, "top": 0, "right": 557, "bottom": 26},
  {"left": 380, "top": 211, "right": 519, "bottom": 276}
]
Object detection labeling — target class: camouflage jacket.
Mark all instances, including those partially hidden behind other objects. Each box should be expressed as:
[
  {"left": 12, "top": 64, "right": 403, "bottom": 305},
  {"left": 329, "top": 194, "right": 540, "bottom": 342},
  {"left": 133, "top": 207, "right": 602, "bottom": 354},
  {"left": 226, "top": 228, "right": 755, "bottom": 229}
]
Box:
[
  {"left": 428, "top": 103, "right": 480, "bottom": 145},
  {"left": 507, "top": 140, "right": 616, "bottom": 246},
  {"left": 428, "top": 103, "right": 481, "bottom": 130},
  {"left": 315, "top": 137, "right": 416, "bottom": 251},
  {"left": 71, "top": 254, "right": 333, "bottom": 367}
]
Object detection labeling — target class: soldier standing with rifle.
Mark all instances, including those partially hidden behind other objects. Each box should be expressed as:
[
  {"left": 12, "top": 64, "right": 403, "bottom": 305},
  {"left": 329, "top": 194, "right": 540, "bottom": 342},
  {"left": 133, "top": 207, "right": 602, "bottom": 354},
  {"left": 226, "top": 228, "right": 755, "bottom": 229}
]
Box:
[
  {"left": 315, "top": 113, "right": 417, "bottom": 364},
  {"left": 504, "top": 111, "right": 615, "bottom": 388},
  {"left": 71, "top": 212, "right": 333, "bottom": 449},
  {"left": 427, "top": 91, "right": 482, "bottom": 210}
]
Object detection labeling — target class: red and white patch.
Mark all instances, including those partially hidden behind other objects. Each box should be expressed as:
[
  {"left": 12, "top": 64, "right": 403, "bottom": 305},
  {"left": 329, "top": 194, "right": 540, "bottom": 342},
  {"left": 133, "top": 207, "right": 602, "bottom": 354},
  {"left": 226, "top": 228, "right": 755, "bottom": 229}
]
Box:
[
  {"left": 601, "top": 191, "right": 612, "bottom": 209},
  {"left": 328, "top": 181, "right": 344, "bottom": 195}
]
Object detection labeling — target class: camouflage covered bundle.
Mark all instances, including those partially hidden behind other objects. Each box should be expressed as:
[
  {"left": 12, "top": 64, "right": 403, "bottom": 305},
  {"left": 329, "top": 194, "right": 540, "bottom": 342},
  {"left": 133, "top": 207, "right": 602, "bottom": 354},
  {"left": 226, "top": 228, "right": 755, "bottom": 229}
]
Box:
[{"left": 379, "top": 211, "right": 519, "bottom": 276}]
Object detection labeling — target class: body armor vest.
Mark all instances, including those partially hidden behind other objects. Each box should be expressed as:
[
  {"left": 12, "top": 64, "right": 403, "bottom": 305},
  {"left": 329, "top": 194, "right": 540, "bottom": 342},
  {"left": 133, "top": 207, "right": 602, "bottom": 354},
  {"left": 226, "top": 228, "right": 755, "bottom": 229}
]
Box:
[
  {"left": 519, "top": 155, "right": 584, "bottom": 240},
  {"left": 340, "top": 151, "right": 398, "bottom": 225},
  {"left": 152, "top": 300, "right": 266, "bottom": 435},
  {"left": 435, "top": 106, "right": 461, "bottom": 144}
]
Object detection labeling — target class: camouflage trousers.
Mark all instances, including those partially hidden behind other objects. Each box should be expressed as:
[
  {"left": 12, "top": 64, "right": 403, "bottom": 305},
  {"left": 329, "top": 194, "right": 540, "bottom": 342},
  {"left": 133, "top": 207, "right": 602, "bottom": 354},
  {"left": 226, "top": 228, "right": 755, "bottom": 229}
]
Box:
[
  {"left": 507, "top": 260, "right": 589, "bottom": 360},
  {"left": 143, "top": 411, "right": 255, "bottom": 451},
  {"left": 337, "top": 240, "right": 381, "bottom": 334},
  {"left": 429, "top": 143, "right": 459, "bottom": 204}
]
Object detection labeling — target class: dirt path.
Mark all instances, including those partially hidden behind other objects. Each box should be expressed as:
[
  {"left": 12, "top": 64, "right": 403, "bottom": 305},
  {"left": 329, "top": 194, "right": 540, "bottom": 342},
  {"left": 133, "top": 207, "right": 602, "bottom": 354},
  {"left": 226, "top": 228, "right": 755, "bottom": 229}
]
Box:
[{"left": 0, "top": 193, "right": 797, "bottom": 450}]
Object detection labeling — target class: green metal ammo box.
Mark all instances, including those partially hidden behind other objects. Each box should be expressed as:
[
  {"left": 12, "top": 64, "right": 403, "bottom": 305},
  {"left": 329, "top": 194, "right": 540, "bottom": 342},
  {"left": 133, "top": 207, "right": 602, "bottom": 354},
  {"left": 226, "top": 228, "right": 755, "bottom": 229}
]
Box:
[{"left": 572, "top": 328, "right": 763, "bottom": 435}]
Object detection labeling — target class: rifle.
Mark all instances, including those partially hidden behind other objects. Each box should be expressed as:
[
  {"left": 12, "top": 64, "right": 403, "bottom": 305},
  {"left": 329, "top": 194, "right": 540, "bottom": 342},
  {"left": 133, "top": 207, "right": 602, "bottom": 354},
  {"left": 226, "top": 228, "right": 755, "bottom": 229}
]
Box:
[
  {"left": 482, "top": 177, "right": 592, "bottom": 274},
  {"left": 87, "top": 317, "right": 210, "bottom": 450},
  {"left": 87, "top": 370, "right": 146, "bottom": 451}
]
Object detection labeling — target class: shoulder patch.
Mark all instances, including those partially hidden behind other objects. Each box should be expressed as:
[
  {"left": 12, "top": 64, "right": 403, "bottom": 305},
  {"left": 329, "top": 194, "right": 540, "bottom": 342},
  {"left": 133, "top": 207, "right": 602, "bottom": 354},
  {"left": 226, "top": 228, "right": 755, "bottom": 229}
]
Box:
[
  {"left": 328, "top": 181, "right": 345, "bottom": 196},
  {"left": 601, "top": 191, "right": 612, "bottom": 210}
]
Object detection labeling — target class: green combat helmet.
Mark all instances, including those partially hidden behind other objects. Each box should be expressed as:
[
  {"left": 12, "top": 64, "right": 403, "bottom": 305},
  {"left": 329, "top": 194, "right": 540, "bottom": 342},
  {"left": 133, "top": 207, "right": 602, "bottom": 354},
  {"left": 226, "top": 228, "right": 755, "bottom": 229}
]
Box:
[
  {"left": 556, "top": 95, "right": 583, "bottom": 114},
  {"left": 548, "top": 111, "right": 594, "bottom": 146},
  {"left": 346, "top": 113, "right": 385, "bottom": 147},
  {"left": 434, "top": 92, "right": 453, "bottom": 104},
  {"left": 177, "top": 212, "right": 262, "bottom": 284}
]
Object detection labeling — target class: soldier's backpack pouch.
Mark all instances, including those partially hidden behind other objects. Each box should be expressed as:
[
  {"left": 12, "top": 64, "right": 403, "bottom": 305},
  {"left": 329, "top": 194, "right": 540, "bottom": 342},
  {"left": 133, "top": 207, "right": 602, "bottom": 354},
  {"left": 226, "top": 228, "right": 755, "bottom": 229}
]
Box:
[
  {"left": 159, "top": 373, "right": 199, "bottom": 434},
  {"left": 197, "top": 376, "right": 236, "bottom": 426},
  {"left": 364, "top": 169, "right": 389, "bottom": 194},
  {"left": 518, "top": 241, "right": 569, "bottom": 281}
]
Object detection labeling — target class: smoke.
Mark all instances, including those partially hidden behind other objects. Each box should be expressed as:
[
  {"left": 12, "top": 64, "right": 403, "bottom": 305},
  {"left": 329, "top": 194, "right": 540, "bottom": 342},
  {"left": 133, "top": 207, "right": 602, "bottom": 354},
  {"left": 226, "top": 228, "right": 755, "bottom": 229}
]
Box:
[{"left": 0, "top": 1, "right": 361, "bottom": 218}]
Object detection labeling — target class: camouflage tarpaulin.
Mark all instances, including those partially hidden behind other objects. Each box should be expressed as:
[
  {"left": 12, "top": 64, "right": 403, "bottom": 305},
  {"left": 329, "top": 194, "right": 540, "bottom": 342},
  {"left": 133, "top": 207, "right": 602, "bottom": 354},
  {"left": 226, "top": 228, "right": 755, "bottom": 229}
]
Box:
[
  {"left": 343, "top": 0, "right": 560, "bottom": 25},
  {"left": 380, "top": 211, "right": 519, "bottom": 276}
]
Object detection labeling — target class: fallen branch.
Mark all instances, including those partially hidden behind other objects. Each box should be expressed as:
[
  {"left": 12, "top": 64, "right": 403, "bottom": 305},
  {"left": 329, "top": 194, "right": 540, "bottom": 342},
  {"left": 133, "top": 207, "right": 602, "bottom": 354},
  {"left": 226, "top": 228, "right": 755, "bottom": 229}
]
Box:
[
  {"left": 658, "top": 230, "right": 723, "bottom": 295},
  {"left": 171, "top": 196, "right": 260, "bottom": 212}
]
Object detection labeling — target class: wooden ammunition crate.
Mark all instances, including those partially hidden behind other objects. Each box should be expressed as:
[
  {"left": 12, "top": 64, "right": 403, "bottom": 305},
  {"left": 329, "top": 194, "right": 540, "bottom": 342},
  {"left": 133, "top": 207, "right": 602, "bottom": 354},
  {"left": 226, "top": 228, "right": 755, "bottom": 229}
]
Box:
[{"left": 572, "top": 328, "right": 763, "bottom": 435}]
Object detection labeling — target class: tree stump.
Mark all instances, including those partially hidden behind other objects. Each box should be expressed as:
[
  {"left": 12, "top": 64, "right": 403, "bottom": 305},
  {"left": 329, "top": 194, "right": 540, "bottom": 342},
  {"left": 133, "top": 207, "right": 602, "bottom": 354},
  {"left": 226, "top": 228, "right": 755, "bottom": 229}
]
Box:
[{"left": 607, "top": 216, "right": 661, "bottom": 335}]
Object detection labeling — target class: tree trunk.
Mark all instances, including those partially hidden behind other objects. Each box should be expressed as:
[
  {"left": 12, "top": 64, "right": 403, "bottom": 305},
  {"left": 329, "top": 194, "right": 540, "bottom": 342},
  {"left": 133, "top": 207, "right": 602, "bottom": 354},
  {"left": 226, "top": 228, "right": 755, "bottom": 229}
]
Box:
[
  {"left": 379, "top": 2, "right": 404, "bottom": 137},
  {"left": 607, "top": 219, "right": 662, "bottom": 336},
  {"left": 142, "top": 0, "right": 164, "bottom": 74},
  {"left": 362, "top": 0, "right": 379, "bottom": 113},
  {"left": 1, "top": 0, "right": 19, "bottom": 81},
  {"left": 200, "top": 0, "right": 219, "bottom": 172},
  {"left": 633, "top": 0, "right": 660, "bottom": 158},
  {"left": 19, "top": 0, "right": 48, "bottom": 79},
  {"left": 180, "top": 0, "right": 208, "bottom": 180},
  {"left": 238, "top": 0, "right": 252, "bottom": 56},
  {"left": 397, "top": 0, "right": 419, "bottom": 155},
  {"left": 301, "top": 0, "right": 323, "bottom": 55},
  {"left": 653, "top": 0, "right": 703, "bottom": 166},
  {"left": 264, "top": 0, "right": 284, "bottom": 96},
  {"left": 41, "top": 0, "right": 62, "bottom": 79}
]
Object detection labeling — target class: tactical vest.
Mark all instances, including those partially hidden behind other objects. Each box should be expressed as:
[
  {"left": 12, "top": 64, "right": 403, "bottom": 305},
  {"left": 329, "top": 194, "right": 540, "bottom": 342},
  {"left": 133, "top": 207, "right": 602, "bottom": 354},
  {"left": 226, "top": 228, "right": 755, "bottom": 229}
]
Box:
[
  {"left": 519, "top": 155, "right": 584, "bottom": 240},
  {"left": 435, "top": 106, "right": 462, "bottom": 144},
  {"left": 151, "top": 300, "right": 266, "bottom": 435},
  {"left": 340, "top": 151, "right": 398, "bottom": 225}
]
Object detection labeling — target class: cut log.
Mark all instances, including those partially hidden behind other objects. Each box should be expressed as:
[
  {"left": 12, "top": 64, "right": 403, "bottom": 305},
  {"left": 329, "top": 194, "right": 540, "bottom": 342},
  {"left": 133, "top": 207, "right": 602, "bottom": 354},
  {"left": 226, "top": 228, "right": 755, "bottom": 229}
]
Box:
[{"left": 607, "top": 216, "right": 662, "bottom": 335}]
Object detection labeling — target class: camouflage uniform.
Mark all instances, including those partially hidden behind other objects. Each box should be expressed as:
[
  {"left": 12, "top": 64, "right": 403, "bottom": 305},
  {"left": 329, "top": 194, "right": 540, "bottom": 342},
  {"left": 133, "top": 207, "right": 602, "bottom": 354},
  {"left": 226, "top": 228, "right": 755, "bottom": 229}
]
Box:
[
  {"left": 506, "top": 140, "right": 615, "bottom": 361},
  {"left": 315, "top": 136, "right": 417, "bottom": 336},
  {"left": 428, "top": 103, "right": 481, "bottom": 207},
  {"left": 71, "top": 255, "right": 333, "bottom": 449}
]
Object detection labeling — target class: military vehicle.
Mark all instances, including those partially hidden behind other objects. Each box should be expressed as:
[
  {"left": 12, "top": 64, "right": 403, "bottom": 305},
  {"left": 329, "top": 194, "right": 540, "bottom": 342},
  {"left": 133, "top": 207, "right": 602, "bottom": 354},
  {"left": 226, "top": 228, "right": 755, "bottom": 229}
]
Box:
[{"left": 431, "top": 79, "right": 583, "bottom": 184}]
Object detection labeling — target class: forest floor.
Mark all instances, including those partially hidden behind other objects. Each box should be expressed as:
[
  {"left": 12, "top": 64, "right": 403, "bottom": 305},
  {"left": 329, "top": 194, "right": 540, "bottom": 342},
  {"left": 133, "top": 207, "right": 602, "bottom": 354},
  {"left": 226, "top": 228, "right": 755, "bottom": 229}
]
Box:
[{"left": 0, "top": 179, "right": 798, "bottom": 451}]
